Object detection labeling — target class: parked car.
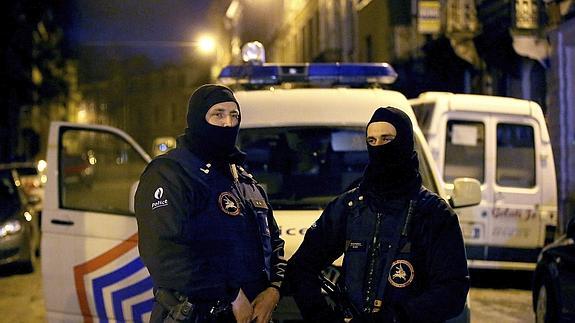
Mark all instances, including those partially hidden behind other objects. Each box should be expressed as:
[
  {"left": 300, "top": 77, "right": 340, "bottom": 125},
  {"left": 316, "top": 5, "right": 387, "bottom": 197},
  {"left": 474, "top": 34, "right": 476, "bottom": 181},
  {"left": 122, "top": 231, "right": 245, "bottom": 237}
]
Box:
[
  {"left": 0, "top": 166, "right": 41, "bottom": 272},
  {"left": 61, "top": 150, "right": 96, "bottom": 187},
  {"left": 11, "top": 161, "right": 46, "bottom": 213},
  {"left": 532, "top": 216, "right": 575, "bottom": 322}
]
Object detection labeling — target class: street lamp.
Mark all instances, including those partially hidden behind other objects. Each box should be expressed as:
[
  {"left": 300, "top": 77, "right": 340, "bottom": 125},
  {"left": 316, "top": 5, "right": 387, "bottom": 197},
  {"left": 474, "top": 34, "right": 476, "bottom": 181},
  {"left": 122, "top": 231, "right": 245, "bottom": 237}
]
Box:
[
  {"left": 197, "top": 35, "right": 216, "bottom": 54},
  {"left": 85, "top": 37, "right": 218, "bottom": 55}
]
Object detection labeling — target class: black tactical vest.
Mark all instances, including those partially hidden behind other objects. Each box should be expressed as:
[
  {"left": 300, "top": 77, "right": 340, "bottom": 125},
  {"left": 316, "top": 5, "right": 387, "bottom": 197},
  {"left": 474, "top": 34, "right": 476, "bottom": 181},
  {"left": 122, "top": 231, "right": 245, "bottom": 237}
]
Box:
[
  {"left": 160, "top": 147, "right": 273, "bottom": 300},
  {"left": 342, "top": 189, "right": 420, "bottom": 313}
]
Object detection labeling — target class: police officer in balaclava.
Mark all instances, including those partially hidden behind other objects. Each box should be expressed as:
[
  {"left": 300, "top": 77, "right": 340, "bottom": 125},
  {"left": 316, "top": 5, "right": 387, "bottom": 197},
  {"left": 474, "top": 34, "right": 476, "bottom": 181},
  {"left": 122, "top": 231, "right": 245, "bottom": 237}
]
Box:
[
  {"left": 287, "top": 106, "right": 469, "bottom": 323},
  {"left": 184, "top": 84, "right": 243, "bottom": 163},
  {"left": 361, "top": 106, "right": 422, "bottom": 200},
  {"left": 135, "top": 84, "right": 286, "bottom": 323}
]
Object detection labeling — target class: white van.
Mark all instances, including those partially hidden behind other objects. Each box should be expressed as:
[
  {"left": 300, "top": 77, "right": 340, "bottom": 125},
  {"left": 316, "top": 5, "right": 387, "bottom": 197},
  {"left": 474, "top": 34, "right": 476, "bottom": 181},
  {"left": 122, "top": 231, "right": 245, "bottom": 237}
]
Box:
[
  {"left": 410, "top": 92, "right": 558, "bottom": 270},
  {"left": 41, "top": 65, "right": 479, "bottom": 322}
]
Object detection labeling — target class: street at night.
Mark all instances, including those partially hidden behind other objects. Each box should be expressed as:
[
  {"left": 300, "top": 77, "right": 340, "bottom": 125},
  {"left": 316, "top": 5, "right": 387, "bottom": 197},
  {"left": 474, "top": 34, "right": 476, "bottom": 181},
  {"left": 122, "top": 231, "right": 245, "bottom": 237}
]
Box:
[
  {"left": 2, "top": 1, "right": 575, "bottom": 323},
  {"left": 0, "top": 264, "right": 535, "bottom": 322}
]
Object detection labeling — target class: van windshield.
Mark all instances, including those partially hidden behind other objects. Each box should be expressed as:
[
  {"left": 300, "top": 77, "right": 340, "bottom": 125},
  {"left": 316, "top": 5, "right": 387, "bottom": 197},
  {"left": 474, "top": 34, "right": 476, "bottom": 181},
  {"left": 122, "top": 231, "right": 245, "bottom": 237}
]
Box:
[{"left": 238, "top": 127, "right": 436, "bottom": 210}]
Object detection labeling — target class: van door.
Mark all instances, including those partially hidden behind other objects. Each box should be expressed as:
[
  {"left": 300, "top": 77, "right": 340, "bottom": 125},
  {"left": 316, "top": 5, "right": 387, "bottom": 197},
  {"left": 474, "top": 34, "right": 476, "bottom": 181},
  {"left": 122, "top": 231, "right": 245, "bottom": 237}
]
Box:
[
  {"left": 42, "top": 122, "right": 153, "bottom": 322},
  {"left": 438, "top": 113, "right": 492, "bottom": 258},
  {"left": 490, "top": 116, "right": 542, "bottom": 254}
]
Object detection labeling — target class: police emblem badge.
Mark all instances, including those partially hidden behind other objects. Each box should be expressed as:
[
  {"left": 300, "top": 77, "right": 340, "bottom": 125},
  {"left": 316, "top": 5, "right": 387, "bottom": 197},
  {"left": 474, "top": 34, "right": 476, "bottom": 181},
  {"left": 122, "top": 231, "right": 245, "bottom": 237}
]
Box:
[
  {"left": 388, "top": 259, "right": 415, "bottom": 288},
  {"left": 218, "top": 192, "right": 241, "bottom": 216}
]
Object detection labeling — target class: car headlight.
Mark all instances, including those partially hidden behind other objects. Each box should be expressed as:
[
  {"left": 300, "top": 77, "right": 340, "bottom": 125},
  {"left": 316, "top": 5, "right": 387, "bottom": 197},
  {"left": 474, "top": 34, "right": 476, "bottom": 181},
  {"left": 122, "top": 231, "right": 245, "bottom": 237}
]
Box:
[{"left": 0, "top": 220, "right": 23, "bottom": 238}]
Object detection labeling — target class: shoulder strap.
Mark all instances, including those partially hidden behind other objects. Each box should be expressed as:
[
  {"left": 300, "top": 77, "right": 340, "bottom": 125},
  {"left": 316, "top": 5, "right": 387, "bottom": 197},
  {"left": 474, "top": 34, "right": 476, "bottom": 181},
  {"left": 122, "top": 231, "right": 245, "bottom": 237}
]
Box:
[
  {"left": 414, "top": 186, "right": 444, "bottom": 215},
  {"left": 157, "top": 148, "right": 211, "bottom": 213},
  {"left": 159, "top": 148, "right": 209, "bottom": 186},
  {"left": 236, "top": 165, "right": 258, "bottom": 184},
  {"left": 343, "top": 187, "right": 362, "bottom": 239}
]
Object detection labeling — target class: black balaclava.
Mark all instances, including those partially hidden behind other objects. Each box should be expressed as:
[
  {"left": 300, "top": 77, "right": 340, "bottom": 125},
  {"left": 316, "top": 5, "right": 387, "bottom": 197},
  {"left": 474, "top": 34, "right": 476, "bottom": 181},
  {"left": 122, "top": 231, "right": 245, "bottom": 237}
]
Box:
[
  {"left": 182, "top": 84, "right": 244, "bottom": 163},
  {"left": 360, "top": 106, "right": 422, "bottom": 199}
]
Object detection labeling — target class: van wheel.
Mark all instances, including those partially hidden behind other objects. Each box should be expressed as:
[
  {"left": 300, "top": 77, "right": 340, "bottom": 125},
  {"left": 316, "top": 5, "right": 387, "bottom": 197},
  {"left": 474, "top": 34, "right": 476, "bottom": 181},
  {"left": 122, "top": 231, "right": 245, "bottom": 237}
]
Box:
[{"left": 535, "top": 277, "right": 557, "bottom": 323}]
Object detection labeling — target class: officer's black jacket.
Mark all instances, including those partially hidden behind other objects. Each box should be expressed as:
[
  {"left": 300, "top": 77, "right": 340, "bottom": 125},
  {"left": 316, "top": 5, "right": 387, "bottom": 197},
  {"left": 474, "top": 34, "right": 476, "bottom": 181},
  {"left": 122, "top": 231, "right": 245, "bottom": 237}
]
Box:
[
  {"left": 134, "top": 146, "right": 286, "bottom": 302},
  {"left": 287, "top": 186, "right": 470, "bottom": 323}
]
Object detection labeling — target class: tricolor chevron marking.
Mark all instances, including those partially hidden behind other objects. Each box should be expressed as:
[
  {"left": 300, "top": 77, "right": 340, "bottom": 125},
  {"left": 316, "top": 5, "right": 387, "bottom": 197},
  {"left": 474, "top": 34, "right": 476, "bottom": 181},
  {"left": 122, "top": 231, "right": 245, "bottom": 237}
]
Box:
[{"left": 74, "top": 234, "right": 154, "bottom": 322}]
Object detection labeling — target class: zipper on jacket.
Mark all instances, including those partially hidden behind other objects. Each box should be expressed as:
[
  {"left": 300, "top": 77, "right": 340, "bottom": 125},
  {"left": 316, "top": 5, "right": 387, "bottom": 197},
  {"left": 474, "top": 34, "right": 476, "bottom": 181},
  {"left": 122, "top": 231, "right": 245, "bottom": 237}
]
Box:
[{"left": 363, "top": 211, "right": 382, "bottom": 312}]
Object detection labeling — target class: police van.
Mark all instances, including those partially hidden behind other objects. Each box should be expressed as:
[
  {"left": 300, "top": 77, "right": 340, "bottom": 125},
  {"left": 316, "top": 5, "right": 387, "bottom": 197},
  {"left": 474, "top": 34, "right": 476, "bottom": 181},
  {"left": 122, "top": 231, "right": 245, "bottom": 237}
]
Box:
[
  {"left": 41, "top": 45, "right": 480, "bottom": 322},
  {"left": 410, "top": 92, "right": 558, "bottom": 270}
]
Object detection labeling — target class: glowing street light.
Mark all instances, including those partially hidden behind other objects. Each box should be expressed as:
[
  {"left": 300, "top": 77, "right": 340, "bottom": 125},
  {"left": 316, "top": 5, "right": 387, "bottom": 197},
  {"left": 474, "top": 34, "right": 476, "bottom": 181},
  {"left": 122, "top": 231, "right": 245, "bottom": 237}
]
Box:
[
  {"left": 85, "top": 36, "right": 219, "bottom": 56},
  {"left": 37, "top": 160, "right": 47, "bottom": 172},
  {"left": 197, "top": 35, "right": 216, "bottom": 54}
]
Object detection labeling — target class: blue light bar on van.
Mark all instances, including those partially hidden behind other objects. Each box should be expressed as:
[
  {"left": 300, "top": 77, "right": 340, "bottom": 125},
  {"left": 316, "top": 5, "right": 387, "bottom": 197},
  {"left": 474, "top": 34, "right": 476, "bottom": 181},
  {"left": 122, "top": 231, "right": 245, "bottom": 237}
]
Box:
[{"left": 218, "top": 63, "right": 397, "bottom": 86}]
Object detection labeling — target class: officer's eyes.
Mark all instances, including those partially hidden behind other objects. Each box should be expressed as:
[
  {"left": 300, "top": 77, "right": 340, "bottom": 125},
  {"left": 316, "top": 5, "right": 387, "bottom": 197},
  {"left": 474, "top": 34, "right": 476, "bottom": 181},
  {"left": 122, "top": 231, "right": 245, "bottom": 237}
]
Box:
[
  {"left": 213, "top": 112, "right": 239, "bottom": 119},
  {"left": 366, "top": 135, "right": 395, "bottom": 146}
]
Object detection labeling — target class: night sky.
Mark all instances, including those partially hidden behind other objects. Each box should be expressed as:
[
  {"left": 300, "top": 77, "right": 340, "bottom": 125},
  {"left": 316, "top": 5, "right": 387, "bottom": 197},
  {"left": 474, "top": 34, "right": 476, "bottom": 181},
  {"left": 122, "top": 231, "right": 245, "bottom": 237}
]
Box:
[{"left": 71, "top": 0, "right": 211, "bottom": 64}]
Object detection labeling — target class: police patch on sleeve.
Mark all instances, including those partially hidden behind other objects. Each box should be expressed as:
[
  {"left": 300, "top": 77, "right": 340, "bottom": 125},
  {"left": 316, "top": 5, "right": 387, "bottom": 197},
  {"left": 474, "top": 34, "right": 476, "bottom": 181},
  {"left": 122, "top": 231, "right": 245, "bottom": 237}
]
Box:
[
  {"left": 388, "top": 259, "right": 415, "bottom": 288},
  {"left": 218, "top": 192, "right": 241, "bottom": 216},
  {"left": 151, "top": 187, "right": 169, "bottom": 210}
]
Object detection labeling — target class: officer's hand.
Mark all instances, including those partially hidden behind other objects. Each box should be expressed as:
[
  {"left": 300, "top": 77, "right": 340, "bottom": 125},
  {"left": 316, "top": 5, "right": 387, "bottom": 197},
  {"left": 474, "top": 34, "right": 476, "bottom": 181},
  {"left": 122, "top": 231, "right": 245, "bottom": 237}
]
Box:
[
  {"left": 251, "top": 287, "right": 280, "bottom": 323},
  {"left": 232, "top": 288, "right": 253, "bottom": 323}
]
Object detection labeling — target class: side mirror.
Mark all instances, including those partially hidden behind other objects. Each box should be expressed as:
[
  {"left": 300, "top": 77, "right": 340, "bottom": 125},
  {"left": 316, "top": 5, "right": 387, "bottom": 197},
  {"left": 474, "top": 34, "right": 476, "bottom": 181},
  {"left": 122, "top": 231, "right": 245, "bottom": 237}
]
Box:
[
  {"left": 567, "top": 216, "right": 575, "bottom": 239},
  {"left": 449, "top": 177, "right": 481, "bottom": 208}
]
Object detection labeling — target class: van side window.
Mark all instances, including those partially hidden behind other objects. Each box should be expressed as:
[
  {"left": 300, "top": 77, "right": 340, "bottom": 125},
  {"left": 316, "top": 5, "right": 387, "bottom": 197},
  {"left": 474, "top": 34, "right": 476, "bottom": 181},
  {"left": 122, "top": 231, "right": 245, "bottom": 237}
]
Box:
[
  {"left": 496, "top": 123, "right": 535, "bottom": 188},
  {"left": 59, "top": 129, "right": 147, "bottom": 215},
  {"left": 412, "top": 103, "right": 434, "bottom": 137},
  {"left": 444, "top": 120, "right": 485, "bottom": 184}
]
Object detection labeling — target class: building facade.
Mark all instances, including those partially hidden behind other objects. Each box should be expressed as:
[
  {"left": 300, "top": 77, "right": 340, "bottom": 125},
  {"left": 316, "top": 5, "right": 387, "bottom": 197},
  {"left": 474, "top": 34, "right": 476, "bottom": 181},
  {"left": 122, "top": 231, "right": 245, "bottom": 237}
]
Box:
[
  {"left": 210, "top": 0, "right": 357, "bottom": 65},
  {"left": 546, "top": 1, "right": 575, "bottom": 230},
  {"left": 212, "top": 0, "right": 575, "bottom": 229},
  {"left": 78, "top": 60, "right": 210, "bottom": 154}
]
